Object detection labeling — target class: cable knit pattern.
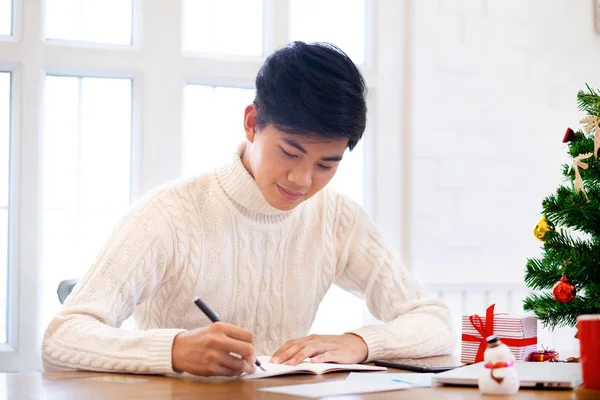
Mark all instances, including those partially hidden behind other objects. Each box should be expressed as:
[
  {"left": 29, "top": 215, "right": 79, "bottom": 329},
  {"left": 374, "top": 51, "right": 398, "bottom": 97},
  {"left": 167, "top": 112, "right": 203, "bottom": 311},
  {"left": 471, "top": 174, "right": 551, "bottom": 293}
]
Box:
[{"left": 42, "top": 143, "right": 456, "bottom": 375}]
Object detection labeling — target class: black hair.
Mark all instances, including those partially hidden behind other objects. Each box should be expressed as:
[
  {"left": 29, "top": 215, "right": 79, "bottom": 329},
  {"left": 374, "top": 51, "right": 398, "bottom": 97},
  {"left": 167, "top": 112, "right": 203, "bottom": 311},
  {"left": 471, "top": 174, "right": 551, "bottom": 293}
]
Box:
[{"left": 254, "top": 41, "right": 367, "bottom": 150}]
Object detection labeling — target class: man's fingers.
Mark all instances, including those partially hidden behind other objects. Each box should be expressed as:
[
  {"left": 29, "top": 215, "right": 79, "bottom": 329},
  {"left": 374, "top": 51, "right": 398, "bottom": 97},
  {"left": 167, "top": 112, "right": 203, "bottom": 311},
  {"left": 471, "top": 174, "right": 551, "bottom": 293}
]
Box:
[
  {"left": 212, "top": 322, "right": 254, "bottom": 343},
  {"left": 219, "top": 352, "right": 255, "bottom": 375},
  {"left": 286, "top": 343, "right": 329, "bottom": 365},
  {"left": 272, "top": 336, "right": 334, "bottom": 364},
  {"left": 310, "top": 351, "right": 339, "bottom": 363},
  {"left": 206, "top": 363, "right": 241, "bottom": 377},
  {"left": 271, "top": 339, "right": 298, "bottom": 362},
  {"left": 272, "top": 345, "right": 302, "bottom": 364},
  {"left": 213, "top": 335, "right": 255, "bottom": 360}
]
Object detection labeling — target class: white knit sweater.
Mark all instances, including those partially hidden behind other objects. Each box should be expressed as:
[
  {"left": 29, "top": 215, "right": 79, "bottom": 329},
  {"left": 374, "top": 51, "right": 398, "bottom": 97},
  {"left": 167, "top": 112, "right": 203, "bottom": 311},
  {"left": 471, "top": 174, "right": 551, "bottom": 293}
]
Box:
[{"left": 42, "top": 145, "right": 456, "bottom": 374}]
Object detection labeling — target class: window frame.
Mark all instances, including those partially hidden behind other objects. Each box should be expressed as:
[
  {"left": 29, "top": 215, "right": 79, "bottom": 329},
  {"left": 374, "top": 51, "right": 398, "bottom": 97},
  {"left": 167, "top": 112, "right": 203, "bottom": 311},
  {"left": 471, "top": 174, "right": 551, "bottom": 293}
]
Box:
[
  {"left": 0, "top": 62, "right": 23, "bottom": 370},
  {"left": 0, "top": 0, "right": 409, "bottom": 371}
]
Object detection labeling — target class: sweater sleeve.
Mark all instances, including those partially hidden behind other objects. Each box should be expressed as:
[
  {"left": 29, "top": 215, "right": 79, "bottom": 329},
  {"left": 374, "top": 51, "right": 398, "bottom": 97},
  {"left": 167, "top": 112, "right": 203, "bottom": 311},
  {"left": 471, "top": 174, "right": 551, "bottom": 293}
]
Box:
[
  {"left": 41, "top": 201, "right": 185, "bottom": 375},
  {"left": 334, "top": 198, "right": 457, "bottom": 362}
]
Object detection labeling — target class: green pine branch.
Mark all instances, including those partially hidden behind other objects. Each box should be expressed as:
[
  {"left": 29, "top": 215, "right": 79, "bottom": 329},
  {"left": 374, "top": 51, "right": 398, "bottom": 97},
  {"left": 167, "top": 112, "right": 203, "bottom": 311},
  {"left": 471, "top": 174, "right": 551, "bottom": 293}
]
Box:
[
  {"left": 577, "top": 83, "right": 600, "bottom": 116},
  {"left": 526, "top": 227, "right": 600, "bottom": 287},
  {"left": 542, "top": 187, "right": 600, "bottom": 235},
  {"left": 565, "top": 134, "right": 595, "bottom": 158},
  {"left": 586, "top": 282, "right": 600, "bottom": 308},
  {"left": 523, "top": 293, "right": 598, "bottom": 329},
  {"left": 524, "top": 258, "right": 561, "bottom": 290}
]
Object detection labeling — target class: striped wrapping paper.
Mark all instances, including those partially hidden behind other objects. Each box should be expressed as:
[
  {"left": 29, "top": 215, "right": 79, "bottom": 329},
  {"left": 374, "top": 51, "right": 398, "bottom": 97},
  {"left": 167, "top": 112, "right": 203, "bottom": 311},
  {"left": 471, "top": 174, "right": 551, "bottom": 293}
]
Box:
[{"left": 461, "top": 305, "right": 538, "bottom": 364}]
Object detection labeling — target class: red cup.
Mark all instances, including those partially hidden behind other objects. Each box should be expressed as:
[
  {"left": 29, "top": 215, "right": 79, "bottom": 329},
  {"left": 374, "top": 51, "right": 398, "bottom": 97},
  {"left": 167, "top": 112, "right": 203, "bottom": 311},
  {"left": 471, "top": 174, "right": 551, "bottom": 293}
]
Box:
[{"left": 577, "top": 315, "right": 600, "bottom": 390}]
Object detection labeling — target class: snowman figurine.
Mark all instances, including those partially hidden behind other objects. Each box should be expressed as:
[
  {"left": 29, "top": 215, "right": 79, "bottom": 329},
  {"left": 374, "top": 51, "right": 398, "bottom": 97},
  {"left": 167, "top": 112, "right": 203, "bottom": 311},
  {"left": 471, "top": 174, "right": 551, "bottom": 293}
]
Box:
[{"left": 478, "top": 335, "right": 520, "bottom": 395}]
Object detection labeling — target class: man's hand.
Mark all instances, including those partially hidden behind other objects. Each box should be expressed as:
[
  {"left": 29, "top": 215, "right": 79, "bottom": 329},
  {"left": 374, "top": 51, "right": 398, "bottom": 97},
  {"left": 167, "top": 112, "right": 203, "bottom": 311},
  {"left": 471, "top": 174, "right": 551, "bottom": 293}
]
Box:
[
  {"left": 270, "top": 334, "right": 368, "bottom": 365},
  {"left": 171, "top": 322, "right": 257, "bottom": 376}
]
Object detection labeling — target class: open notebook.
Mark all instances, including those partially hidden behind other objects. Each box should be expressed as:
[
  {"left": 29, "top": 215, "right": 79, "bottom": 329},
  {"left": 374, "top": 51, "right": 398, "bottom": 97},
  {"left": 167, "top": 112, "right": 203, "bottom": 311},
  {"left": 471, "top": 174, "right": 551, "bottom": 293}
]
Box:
[{"left": 242, "top": 356, "right": 387, "bottom": 380}]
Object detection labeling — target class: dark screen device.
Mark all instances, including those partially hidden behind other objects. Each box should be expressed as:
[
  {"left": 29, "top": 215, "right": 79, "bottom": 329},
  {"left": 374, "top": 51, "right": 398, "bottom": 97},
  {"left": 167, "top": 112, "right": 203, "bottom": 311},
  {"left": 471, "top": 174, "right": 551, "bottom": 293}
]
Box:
[{"left": 373, "top": 358, "right": 463, "bottom": 373}]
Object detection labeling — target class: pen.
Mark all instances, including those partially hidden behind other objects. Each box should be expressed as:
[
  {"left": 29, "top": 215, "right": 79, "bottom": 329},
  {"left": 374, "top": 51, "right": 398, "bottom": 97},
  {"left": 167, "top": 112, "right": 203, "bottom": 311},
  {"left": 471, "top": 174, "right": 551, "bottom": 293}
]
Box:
[{"left": 193, "top": 297, "right": 266, "bottom": 372}]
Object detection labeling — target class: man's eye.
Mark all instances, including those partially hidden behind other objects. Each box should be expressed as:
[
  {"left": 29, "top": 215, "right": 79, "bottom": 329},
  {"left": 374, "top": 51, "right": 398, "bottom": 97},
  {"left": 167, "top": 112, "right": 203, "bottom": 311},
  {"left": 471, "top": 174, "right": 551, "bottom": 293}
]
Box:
[
  {"left": 281, "top": 149, "right": 298, "bottom": 158},
  {"left": 318, "top": 164, "right": 333, "bottom": 170}
]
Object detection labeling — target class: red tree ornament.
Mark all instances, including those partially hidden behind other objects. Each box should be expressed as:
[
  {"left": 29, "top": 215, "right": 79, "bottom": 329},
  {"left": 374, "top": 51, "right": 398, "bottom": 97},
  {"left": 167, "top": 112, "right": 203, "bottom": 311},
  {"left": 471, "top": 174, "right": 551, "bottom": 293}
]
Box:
[
  {"left": 562, "top": 127, "right": 584, "bottom": 143},
  {"left": 562, "top": 128, "right": 576, "bottom": 143},
  {"left": 552, "top": 274, "right": 576, "bottom": 303}
]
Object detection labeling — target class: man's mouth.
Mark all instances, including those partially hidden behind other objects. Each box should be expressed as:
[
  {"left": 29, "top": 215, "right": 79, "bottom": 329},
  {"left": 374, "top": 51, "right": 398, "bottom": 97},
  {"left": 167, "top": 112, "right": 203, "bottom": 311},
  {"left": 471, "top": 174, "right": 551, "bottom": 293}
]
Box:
[{"left": 277, "top": 184, "right": 305, "bottom": 200}]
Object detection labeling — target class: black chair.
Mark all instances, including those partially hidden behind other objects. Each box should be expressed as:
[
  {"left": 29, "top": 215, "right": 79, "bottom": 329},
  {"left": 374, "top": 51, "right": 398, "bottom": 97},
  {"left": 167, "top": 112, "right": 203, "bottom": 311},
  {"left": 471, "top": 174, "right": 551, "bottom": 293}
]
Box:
[{"left": 57, "top": 279, "right": 78, "bottom": 304}]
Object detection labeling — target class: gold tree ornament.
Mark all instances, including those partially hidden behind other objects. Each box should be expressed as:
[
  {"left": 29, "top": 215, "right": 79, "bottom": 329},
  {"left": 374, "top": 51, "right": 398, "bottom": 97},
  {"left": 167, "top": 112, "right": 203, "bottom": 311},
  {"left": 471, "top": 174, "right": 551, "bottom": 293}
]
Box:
[{"left": 533, "top": 215, "right": 554, "bottom": 241}]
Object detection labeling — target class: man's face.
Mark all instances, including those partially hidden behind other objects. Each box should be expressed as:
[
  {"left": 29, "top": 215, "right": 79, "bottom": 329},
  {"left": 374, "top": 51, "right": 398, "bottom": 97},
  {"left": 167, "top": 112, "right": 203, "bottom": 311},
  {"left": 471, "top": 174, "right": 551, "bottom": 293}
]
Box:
[{"left": 242, "top": 105, "right": 348, "bottom": 211}]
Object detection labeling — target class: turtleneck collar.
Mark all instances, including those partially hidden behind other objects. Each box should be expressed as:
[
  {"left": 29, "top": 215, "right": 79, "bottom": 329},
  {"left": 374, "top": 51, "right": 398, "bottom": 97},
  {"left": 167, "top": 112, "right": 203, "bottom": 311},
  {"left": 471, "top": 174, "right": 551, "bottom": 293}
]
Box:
[{"left": 214, "top": 143, "right": 297, "bottom": 223}]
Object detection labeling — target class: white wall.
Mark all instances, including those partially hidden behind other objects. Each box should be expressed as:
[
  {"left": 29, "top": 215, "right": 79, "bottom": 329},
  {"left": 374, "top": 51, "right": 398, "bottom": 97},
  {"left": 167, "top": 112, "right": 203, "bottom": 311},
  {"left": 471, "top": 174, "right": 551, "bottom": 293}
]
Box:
[{"left": 409, "top": 0, "right": 600, "bottom": 284}]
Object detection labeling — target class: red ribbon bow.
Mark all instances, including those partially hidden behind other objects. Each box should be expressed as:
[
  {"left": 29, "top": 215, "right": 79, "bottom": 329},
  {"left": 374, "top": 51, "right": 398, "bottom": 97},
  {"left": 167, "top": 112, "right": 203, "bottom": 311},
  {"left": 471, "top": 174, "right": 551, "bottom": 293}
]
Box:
[{"left": 461, "top": 304, "right": 537, "bottom": 363}]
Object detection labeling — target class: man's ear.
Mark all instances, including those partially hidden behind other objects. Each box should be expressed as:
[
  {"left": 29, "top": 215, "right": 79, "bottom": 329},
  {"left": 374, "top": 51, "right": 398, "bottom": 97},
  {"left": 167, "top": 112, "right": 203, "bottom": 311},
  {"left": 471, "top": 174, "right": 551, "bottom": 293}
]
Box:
[{"left": 244, "top": 104, "right": 258, "bottom": 143}]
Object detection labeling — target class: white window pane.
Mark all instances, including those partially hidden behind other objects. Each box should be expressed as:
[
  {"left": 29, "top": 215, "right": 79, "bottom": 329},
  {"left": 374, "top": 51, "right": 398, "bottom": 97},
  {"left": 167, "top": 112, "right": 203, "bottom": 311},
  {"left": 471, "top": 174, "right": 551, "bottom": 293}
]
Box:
[
  {"left": 328, "top": 141, "right": 364, "bottom": 207},
  {"left": 45, "top": 0, "right": 133, "bottom": 45},
  {"left": 183, "top": 85, "right": 254, "bottom": 175},
  {"left": 183, "top": 0, "right": 263, "bottom": 56},
  {"left": 0, "top": 210, "right": 7, "bottom": 344},
  {"left": 290, "top": 0, "right": 366, "bottom": 64},
  {"left": 0, "top": 72, "right": 9, "bottom": 344},
  {"left": 309, "top": 285, "right": 364, "bottom": 335},
  {"left": 79, "top": 78, "right": 132, "bottom": 210},
  {"left": 43, "top": 76, "right": 79, "bottom": 209},
  {"left": 0, "top": 72, "right": 9, "bottom": 207},
  {"left": 0, "top": 0, "right": 12, "bottom": 36},
  {"left": 41, "top": 76, "right": 132, "bottom": 332},
  {"left": 40, "top": 209, "right": 77, "bottom": 331}
]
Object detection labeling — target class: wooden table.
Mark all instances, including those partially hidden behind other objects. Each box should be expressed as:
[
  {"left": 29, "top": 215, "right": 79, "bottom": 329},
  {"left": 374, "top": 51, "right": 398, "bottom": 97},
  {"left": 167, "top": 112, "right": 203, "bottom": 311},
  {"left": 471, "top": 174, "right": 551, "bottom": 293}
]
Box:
[{"left": 3, "top": 369, "right": 597, "bottom": 400}]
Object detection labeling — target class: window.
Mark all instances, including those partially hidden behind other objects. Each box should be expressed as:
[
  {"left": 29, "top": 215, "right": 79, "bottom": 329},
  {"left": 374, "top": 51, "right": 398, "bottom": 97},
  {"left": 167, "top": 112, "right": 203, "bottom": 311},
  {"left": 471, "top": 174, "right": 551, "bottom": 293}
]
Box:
[
  {"left": 289, "top": 0, "right": 366, "bottom": 64},
  {"left": 183, "top": 85, "right": 255, "bottom": 175},
  {"left": 328, "top": 142, "right": 365, "bottom": 207},
  {"left": 1, "top": 0, "right": 405, "bottom": 372},
  {"left": 0, "top": 0, "right": 11, "bottom": 36},
  {"left": 183, "top": 0, "right": 263, "bottom": 56},
  {"left": 0, "top": 72, "right": 9, "bottom": 344},
  {"left": 40, "top": 76, "right": 132, "bottom": 330},
  {"left": 44, "top": 0, "right": 133, "bottom": 45}
]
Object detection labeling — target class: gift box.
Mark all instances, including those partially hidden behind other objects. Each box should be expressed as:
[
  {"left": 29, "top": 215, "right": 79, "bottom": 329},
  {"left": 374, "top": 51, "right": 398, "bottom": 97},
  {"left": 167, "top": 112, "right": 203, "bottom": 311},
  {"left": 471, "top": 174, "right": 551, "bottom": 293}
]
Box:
[{"left": 461, "top": 304, "right": 538, "bottom": 364}]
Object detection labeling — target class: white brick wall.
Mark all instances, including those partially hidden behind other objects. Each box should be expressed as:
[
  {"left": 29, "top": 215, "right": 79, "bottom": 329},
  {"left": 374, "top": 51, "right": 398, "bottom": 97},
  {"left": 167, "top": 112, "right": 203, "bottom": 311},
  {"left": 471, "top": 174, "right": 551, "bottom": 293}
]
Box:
[{"left": 410, "top": 0, "right": 600, "bottom": 284}]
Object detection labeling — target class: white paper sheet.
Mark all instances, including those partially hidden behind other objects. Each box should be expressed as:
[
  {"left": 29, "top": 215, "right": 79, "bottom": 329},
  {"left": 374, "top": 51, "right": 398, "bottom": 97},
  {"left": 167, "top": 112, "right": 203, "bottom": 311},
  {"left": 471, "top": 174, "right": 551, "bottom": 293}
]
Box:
[
  {"left": 346, "top": 372, "right": 434, "bottom": 387},
  {"left": 259, "top": 380, "right": 411, "bottom": 397},
  {"left": 242, "top": 356, "right": 386, "bottom": 380}
]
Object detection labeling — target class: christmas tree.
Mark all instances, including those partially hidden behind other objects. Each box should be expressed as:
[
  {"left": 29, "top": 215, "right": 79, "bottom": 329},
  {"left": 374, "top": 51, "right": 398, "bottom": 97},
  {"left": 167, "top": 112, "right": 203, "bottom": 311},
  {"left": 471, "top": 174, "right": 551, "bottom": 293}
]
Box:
[{"left": 524, "top": 84, "right": 600, "bottom": 329}]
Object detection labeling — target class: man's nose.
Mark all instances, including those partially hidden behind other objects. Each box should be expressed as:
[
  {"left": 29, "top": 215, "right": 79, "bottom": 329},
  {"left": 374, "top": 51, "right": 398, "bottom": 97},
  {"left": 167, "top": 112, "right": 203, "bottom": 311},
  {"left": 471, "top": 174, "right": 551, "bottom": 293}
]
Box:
[{"left": 288, "top": 165, "right": 312, "bottom": 188}]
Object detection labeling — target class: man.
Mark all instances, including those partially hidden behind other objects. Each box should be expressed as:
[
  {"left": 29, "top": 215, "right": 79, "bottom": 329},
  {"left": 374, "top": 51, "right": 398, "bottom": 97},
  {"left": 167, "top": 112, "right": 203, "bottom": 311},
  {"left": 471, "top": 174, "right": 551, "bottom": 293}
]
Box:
[{"left": 42, "top": 41, "right": 456, "bottom": 377}]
